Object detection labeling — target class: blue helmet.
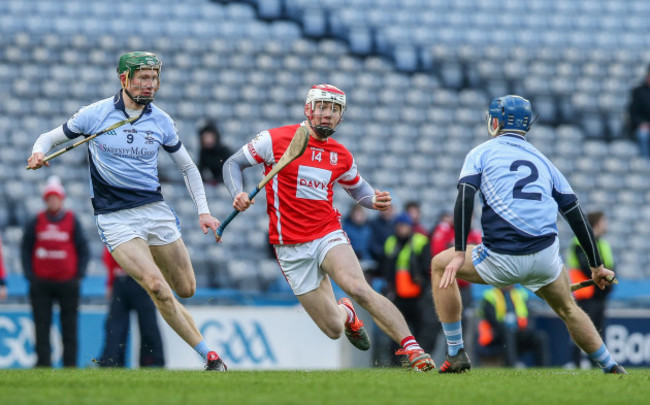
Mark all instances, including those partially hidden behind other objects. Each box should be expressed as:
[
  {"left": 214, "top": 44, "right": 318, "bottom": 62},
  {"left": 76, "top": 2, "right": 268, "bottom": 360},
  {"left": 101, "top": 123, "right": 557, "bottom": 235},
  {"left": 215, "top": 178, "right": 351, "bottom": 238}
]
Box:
[{"left": 486, "top": 95, "right": 532, "bottom": 137}]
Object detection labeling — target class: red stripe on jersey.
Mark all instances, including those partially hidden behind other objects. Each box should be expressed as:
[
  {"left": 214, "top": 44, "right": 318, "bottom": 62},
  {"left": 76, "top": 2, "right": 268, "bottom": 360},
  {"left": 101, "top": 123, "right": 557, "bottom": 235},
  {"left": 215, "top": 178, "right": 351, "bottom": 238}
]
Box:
[
  {"left": 247, "top": 142, "right": 265, "bottom": 164},
  {"left": 257, "top": 124, "right": 358, "bottom": 244},
  {"left": 338, "top": 174, "right": 361, "bottom": 187}
]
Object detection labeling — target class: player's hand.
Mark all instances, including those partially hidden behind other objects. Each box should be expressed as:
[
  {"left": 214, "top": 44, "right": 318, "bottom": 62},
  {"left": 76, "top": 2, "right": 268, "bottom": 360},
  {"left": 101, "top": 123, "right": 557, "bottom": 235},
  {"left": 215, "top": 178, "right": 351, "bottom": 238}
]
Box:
[
  {"left": 372, "top": 190, "right": 392, "bottom": 211},
  {"left": 199, "top": 213, "right": 222, "bottom": 243},
  {"left": 27, "top": 152, "right": 49, "bottom": 169},
  {"left": 440, "top": 251, "right": 465, "bottom": 289},
  {"left": 0, "top": 285, "right": 7, "bottom": 301},
  {"left": 233, "top": 192, "right": 253, "bottom": 212},
  {"left": 591, "top": 265, "right": 616, "bottom": 290}
]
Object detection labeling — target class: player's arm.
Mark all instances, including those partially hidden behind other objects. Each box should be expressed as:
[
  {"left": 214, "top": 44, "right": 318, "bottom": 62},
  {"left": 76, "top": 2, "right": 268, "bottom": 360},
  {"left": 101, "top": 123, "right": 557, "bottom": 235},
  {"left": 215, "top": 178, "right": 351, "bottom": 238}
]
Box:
[
  {"left": 222, "top": 148, "right": 258, "bottom": 212},
  {"left": 344, "top": 178, "right": 391, "bottom": 210},
  {"left": 559, "top": 199, "right": 615, "bottom": 289},
  {"left": 168, "top": 144, "right": 221, "bottom": 236},
  {"left": 28, "top": 126, "right": 75, "bottom": 168},
  {"left": 454, "top": 182, "right": 477, "bottom": 253},
  {"left": 559, "top": 200, "right": 602, "bottom": 268},
  {"left": 439, "top": 181, "right": 477, "bottom": 289}
]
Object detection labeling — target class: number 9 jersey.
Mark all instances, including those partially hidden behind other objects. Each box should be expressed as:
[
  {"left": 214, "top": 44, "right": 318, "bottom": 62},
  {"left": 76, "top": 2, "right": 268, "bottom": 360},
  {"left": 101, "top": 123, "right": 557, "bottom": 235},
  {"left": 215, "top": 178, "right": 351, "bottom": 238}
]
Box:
[{"left": 458, "top": 133, "right": 578, "bottom": 254}]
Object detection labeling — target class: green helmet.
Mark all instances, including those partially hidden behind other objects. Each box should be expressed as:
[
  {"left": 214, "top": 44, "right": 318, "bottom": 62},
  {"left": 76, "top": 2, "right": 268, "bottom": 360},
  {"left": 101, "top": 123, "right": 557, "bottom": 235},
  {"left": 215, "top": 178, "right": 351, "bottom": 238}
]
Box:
[
  {"left": 117, "top": 51, "right": 162, "bottom": 105},
  {"left": 117, "top": 51, "right": 162, "bottom": 78}
]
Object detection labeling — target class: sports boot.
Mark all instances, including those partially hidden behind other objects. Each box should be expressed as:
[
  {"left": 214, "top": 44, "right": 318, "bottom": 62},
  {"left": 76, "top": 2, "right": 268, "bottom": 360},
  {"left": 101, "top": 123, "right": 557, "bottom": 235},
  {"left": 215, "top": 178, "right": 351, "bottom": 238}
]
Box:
[
  {"left": 605, "top": 364, "right": 627, "bottom": 374},
  {"left": 338, "top": 298, "right": 371, "bottom": 351},
  {"left": 395, "top": 348, "right": 436, "bottom": 372},
  {"left": 205, "top": 351, "right": 227, "bottom": 371},
  {"left": 439, "top": 348, "right": 471, "bottom": 374}
]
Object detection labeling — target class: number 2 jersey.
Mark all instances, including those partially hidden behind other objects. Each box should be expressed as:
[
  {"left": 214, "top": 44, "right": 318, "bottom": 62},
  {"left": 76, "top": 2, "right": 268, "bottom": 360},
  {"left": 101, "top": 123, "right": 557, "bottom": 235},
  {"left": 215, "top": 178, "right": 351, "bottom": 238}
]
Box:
[
  {"left": 458, "top": 133, "right": 578, "bottom": 254},
  {"left": 242, "top": 124, "right": 362, "bottom": 245}
]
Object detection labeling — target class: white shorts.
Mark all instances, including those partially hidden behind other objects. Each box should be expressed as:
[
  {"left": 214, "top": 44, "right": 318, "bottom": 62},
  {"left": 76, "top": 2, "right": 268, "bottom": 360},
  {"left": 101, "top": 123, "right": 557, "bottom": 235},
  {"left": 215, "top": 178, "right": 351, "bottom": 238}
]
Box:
[
  {"left": 472, "top": 238, "right": 563, "bottom": 292},
  {"left": 274, "top": 230, "right": 349, "bottom": 296},
  {"left": 95, "top": 201, "right": 182, "bottom": 252}
]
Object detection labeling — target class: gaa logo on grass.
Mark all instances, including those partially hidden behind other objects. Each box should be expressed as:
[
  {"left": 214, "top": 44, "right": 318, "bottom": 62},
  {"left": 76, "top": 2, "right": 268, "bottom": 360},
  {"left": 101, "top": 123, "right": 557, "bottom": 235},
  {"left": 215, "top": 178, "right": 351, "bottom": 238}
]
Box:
[{"left": 200, "top": 320, "right": 276, "bottom": 365}]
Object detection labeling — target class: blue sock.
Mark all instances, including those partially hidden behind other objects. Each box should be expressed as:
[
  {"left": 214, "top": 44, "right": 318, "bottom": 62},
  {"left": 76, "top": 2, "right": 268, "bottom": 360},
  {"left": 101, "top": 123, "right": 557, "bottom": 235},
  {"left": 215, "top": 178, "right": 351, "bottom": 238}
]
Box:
[
  {"left": 193, "top": 340, "right": 211, "bottom": 359},
  {"left": 442, "top": 320, "right": 464, "bottom": 356},
  {"left": 588, "top": 343, "right": 616, "bottom": 372}
]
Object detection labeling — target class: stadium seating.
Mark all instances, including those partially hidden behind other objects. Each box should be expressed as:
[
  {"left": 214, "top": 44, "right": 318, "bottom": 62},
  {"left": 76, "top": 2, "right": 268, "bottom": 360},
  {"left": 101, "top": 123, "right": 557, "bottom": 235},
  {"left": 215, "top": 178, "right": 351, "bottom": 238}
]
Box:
[{"left": 1, "top": 0, "right": 650, "bottom": 303}]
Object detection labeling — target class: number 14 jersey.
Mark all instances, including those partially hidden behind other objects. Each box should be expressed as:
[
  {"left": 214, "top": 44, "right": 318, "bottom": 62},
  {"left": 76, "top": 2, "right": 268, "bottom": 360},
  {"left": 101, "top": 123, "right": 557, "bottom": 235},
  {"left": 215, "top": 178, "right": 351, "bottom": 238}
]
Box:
[{"left": 242, "top": 124, "right": 362, "bottom": 245}]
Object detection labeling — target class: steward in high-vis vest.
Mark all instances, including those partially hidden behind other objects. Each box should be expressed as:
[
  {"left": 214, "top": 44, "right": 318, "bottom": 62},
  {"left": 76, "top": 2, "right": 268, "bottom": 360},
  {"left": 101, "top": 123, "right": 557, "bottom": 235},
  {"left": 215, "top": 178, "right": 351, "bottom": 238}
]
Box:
[
  {"left": 380, "top": 212, "right": 435, "bottom": 357},
  {"left": 21, "top": 177, "right": 89, "bottom": 367},
  {"left": 477, "top": 286, "right": 549, "bottom": 367}
]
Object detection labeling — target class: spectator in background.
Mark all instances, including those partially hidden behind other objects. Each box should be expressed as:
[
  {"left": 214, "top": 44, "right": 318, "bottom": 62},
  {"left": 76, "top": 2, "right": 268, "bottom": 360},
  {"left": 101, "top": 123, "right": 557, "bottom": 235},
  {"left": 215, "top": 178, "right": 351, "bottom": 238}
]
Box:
[
  {"left": 342, "top": 204, "right": 373, "bottom": 262},
  {"left": 380, "top": 213, "right": 435, "bottom": 363},
  {"left": 98, "top": 248, "right": 165, "bottom": 368},
  {"left": 476, "top": 285, "right": 549, "bottom": 367},
  {"left": 0, "top": 234, "right": 7, "bottom": 300},
  {"left": 368, "top": 204, "right": 396, "bottom": 264},
  {"left": 628, "top": 64, "right": 650, "bottom": 158},
  {"left": 21, "top": 177, "right": 89, "bottom": 367},
  {"left": 198, "top": 121, "right": 232, "bottom": 186},
  {"left": 404, "top": 201, "right": 428, "bottom": 236},
  {"left": 566, "top": 211, "right": 615, "bottom": 368}
]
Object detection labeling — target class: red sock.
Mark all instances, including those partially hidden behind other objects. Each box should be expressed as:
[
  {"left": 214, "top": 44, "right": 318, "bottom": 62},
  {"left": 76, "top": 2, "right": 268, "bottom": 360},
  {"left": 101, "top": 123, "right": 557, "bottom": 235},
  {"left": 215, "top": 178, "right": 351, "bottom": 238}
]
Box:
[{"left": 401, "top": 336, "right": 422, "bottom": 351}]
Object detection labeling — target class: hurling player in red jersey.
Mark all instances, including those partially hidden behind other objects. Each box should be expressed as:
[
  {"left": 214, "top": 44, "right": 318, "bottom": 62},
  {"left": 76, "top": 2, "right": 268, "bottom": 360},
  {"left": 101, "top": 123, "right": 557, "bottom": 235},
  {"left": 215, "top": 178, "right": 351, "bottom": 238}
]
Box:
[{"left": 223, "top": 84, "right": 435, "bottom": 371}]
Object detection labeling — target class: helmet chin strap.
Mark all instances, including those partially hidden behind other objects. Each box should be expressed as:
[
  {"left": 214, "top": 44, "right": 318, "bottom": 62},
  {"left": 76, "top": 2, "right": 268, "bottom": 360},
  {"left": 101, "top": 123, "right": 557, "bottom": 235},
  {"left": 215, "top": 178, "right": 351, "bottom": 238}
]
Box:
[
  {"left": 124, "top": 89, "right": 153, "bottom": 106},
  {"left": 309, "top": 121, "right": 336, "bottom": 138},
  {"left": 306, "top": 110, "right": 338, "bottom": 139}
]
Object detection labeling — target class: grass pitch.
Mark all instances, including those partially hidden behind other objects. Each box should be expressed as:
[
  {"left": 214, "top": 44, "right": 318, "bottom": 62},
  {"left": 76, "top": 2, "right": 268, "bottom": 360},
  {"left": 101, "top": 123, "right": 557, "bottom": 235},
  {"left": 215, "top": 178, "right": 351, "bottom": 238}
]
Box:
[{"left": 1, "top": 368, "right": 647, "bottom": 405}]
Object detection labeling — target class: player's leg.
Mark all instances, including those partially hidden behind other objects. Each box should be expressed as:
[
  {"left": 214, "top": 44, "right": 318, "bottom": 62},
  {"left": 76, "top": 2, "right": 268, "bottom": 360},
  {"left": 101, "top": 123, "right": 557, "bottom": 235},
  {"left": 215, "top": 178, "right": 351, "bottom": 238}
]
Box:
[
  {"left": 113, "top": 238, "right": 225, "bottom": 370},
  {"left": 150, "top": 238, "right": 196, "bottom": 298},
  {"left": 322, "top": 243, "right": 434, "bottom": 370},
  {"left": 112, "top": 239, "right": 204, "bottom": 345},
  {"left": 430, "top": 246, "right": 485, "bottom": 373},
  {"left": 130, "top": 278, "right": 165, "bottom": 367},
  {"left": 295, "top": 276, "right": 346, "bottom": 339},
  {"left": 322, "top": 244, "right": 408, "bottom": 341},
  {"left": 98, "top": 206, "right": 224, "bottom": 370},
  {"left": 431, "top": 246, "right": 486, "bottom": 323},
  {"left": 536, "top": 268, "right": 625, "bottom": 373}
]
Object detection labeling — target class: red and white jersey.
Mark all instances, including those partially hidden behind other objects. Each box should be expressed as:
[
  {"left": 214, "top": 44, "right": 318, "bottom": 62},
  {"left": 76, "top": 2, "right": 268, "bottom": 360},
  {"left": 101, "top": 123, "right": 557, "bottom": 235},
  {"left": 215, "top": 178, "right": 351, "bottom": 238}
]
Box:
[{"left": 243, "top": 123, "right": 362, "bottom": 244}]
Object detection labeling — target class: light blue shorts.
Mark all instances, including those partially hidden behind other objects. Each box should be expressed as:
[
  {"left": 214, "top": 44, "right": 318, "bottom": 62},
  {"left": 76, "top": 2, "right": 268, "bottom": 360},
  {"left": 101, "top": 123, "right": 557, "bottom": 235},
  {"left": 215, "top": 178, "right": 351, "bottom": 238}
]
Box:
[
  {"left": 95, "top": 201, "right": 182, "bottom": 252},
  {"left": 274, "top": 230, "right": 349, "bottom": 296},
  {"left": 472, "top": 238, "right": 563, "bottom": 292}
]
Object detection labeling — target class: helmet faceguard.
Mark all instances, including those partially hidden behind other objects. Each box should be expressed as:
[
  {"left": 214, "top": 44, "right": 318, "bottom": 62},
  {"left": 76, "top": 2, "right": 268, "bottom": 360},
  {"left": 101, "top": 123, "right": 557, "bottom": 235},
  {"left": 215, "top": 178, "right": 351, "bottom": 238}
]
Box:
[
  {"left": 486, "top": 95, "right": 532, "bottom": 137},
  {"left": 304, "top": 84, "right": 346, "bottom": 138},
  {"left": 117, "top": 51, "right": 162, "bottom": 105}
]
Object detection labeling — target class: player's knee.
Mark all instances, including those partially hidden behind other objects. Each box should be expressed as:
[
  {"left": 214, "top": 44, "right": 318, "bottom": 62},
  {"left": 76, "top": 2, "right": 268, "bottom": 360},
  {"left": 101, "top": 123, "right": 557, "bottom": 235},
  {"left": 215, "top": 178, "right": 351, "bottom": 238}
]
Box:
[
  {"left": 552, "top": 300, "right": 579, "bottom": 322},
  {"left": 431, "top": 253, "right": 448, "bottom": 274},
  {"left": 345, "top": 282, "right": 372, "bottom": 307},
  {"left": 144, "top": 277, "right": 172, "bottom": 303},
  {"left": 174, "top": 283, "right": 196, "bottom": 299}
]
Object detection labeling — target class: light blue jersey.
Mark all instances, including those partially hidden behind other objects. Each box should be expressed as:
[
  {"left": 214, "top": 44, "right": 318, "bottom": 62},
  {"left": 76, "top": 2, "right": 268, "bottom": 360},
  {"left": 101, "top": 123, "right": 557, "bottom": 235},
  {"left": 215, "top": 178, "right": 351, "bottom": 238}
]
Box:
[
  {"left": 63, "top": 91, "right": 182, "bottom": 214},
  {"left": 459, "top": 133, "right": 577, "bottom": 254}
]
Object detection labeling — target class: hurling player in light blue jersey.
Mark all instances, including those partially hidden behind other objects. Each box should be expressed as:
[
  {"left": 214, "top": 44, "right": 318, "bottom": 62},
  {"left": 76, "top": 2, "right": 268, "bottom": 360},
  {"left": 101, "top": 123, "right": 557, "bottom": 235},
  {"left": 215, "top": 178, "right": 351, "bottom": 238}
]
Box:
[
  {"left": 27, "top": 51, "right": 226, "bottom": 371},
  {"left": 430, "top": 95, "right": 625, "bottom": 374}
]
